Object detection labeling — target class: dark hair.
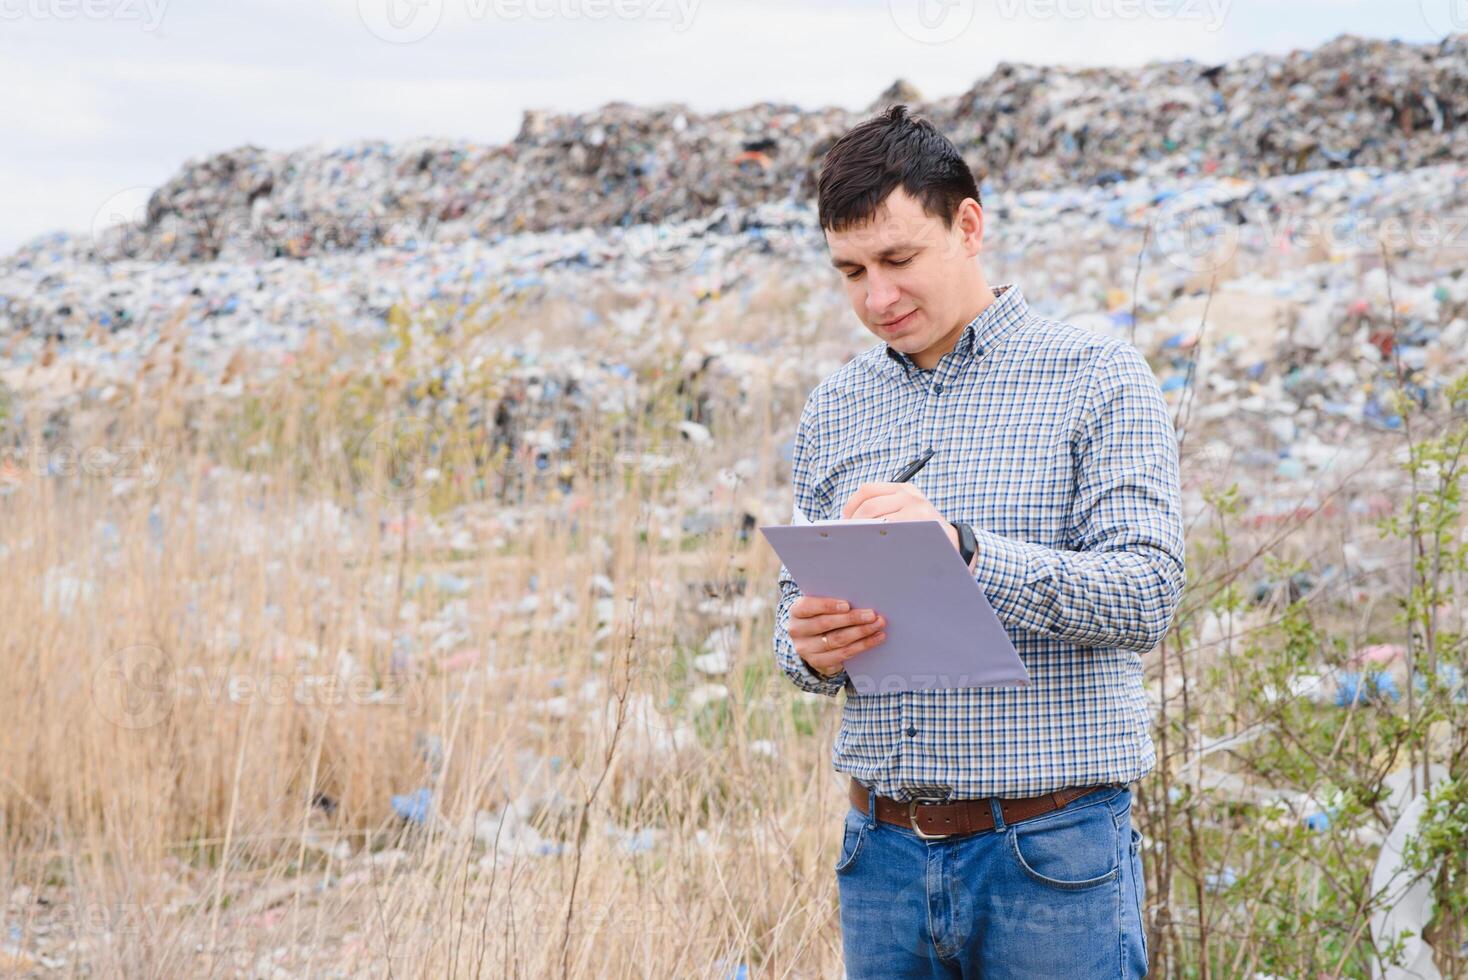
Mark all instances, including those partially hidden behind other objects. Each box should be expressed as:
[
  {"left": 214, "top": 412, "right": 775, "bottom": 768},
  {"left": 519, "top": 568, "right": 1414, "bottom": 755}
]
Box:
[{"left": 817, "top": 104, "right": 980, "bottom": 233}]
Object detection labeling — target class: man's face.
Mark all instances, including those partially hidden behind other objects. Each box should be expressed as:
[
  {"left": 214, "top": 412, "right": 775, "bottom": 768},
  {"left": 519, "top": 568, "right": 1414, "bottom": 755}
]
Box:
[{"left": 826, "top": 186, "right": 984, "bottom": 367}]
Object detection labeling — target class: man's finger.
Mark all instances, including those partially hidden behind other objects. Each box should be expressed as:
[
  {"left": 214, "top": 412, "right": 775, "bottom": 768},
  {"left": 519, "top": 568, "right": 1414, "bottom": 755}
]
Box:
[
  {"left": 841, "top": 482, "right": 903, "bottom": 519},
  {"left": 803, "top": 629, "right": 889, "bottom": 671},
  {"left": 821, "top": 619, "right": 886, "bottom": 648},
  {"left": 850, "top": 497, "right": 907, "bottom": 520},
  {"left": 792, "top": 596, "right": 851, "bottom": 618},
  {"left": 790, "top": 610, "right": 883, "bottom": 636}
]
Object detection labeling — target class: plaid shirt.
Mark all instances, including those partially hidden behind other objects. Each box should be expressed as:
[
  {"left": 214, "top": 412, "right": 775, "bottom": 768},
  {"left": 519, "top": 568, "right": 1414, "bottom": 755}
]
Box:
[{"left": 773, "top": 284, "right": 1185, "bottom": 800}]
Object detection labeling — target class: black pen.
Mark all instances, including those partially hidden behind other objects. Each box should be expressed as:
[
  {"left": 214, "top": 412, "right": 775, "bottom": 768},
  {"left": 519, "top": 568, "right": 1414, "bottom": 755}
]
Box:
[{"left": 889, "top": 447, "right": 935, "bottom": 483}]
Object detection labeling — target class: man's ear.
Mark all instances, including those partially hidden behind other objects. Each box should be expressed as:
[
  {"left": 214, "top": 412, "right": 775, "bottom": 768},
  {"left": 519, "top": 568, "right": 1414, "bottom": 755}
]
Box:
[{"left": 961, "top": 199, "right": 984, "bottom": 257}]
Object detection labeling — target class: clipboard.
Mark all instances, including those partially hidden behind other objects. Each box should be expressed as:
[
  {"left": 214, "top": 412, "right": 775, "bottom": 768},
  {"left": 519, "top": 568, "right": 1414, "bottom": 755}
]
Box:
[{"left": 762, "top": 518, "right": 1030, "bottom": 694}]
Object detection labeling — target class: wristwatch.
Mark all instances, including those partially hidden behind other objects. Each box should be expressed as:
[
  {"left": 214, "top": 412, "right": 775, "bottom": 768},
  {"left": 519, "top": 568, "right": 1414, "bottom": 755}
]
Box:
[{"left": 950, "top": 521, "right": 977, "bottom": 566}]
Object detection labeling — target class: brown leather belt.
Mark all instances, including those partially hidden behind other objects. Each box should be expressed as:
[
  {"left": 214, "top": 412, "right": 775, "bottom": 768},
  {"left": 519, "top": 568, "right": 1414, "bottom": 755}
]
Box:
[{"left": 850, "top": 776, "right": 1104, "bottom": 840}]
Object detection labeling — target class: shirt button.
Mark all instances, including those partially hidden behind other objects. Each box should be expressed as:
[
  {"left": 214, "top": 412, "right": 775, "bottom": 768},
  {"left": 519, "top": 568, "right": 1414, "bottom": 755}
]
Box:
[
  {"left": 932, "top": 383, "right": 943, "bottom": 394},
  {"left": 905, "top": 726, "right": 918, "bottom": 738}
]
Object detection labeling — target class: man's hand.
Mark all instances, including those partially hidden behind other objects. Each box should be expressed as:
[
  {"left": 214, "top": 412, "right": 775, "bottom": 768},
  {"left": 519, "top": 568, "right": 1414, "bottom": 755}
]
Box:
[
  {"left": 789, "top": 596, "right": 887, "bottom": 678},
  {"left": 842, "top": 482, "right": 963, "bottom": 555}
]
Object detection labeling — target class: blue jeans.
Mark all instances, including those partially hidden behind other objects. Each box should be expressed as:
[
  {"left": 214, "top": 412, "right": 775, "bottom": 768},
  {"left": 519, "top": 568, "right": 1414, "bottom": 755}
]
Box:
[{"left": 836, "top": 784, "right": 1148, "bottom": 978}]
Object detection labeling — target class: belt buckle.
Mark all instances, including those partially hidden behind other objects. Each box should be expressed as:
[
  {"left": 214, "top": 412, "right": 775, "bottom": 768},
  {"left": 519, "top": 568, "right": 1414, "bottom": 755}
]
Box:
[{"left": 907, "top": 797, "right": 953, "bottom": 841}]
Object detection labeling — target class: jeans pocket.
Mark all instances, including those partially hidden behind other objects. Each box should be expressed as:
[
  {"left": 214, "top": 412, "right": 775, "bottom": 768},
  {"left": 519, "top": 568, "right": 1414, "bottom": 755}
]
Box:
[
  {"left": 835, "top": 806, "right": 868, "bottom": 875},
  {"left": 1007, "top": 797, "right": 1122, "bottom": 890}
]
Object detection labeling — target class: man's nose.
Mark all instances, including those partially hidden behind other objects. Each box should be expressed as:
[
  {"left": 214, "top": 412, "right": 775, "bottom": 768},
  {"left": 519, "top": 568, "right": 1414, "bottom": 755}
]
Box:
[{"left": 864, "top": 273, "right": 899, "bottom": 314}]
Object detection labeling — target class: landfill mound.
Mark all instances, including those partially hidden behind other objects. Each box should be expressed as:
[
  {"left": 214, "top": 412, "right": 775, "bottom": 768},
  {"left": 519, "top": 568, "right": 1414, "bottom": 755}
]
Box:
[
  {"left": 2, "top": 33, "right": 1467, "bottom": 502},
  {"left": 3, "top": 160, "right": 1464, "bottom": 460},
  {"left": 15, "top": 32, "right": 1467, "bottom": 265}
]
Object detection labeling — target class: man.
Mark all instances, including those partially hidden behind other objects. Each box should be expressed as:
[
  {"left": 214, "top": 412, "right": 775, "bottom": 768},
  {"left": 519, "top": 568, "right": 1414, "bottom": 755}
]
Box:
[{"left": 772, "top": 105, "right": 1183, "bottom": 978}]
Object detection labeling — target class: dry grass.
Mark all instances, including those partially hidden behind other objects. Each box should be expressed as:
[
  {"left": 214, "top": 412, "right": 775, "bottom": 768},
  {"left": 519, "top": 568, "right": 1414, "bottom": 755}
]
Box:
[{"left": 0, "top": 303, "right": 866, "bottom": 977}]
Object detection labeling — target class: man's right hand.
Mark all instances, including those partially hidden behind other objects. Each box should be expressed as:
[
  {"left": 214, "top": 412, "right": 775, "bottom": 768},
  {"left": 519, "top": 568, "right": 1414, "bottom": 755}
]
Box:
[{"left": 789, "top": 596, "right": 887, "bottom": 678}]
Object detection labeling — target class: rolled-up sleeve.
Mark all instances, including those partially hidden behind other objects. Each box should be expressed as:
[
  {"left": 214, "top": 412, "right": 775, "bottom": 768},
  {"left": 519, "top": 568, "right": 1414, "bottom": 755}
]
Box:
[
  {"left": 773, "top": 394, "right": 849, "bottom": 697},
  {"left": 970, "top": 342, "right": 1185, "bottom": 652}
]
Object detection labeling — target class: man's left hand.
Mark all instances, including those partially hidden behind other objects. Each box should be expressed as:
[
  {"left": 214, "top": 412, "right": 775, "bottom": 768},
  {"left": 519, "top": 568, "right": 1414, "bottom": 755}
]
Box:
[{"left": 842, "top": 483, "right": 961, "bottom": 554}]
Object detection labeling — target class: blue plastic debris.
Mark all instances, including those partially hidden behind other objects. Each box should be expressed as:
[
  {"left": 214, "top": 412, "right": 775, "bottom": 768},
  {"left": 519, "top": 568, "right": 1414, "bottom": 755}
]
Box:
[
  {"left": 433, "top": 572, "right": 470, "bottom": 595},
  {"left": 1413, "top": 664, "right": 1467, "bottom": 703},
  {"left": 1335, "top": 670, "right": 1401, "bottom": 707},
  {"left": 390, "top": 634, "right": 416, "bottom": 672},
  {"left": 409, "top": 572, "right": 471, "bottom": 596},
  {"left": 619, "top": 828, "right": 659, "bottom": 855},
  {"left": 96, "top": 520, "right": 121, "bottom": 549},
  {"left": 391, "top": 788, "right": 434, "bottom": 824},
  {"left": 1275, "top": 458, "right": 1305, "bottom": 479},
  {"left": 1362, "top": 397, "right": 1402, "bottom": 430},
  {"left": 1204, "top": 867, "right": 1239, "bottom": 891},
  {"left": 713, "top": 958, "right": 751, "bottom": 980}
]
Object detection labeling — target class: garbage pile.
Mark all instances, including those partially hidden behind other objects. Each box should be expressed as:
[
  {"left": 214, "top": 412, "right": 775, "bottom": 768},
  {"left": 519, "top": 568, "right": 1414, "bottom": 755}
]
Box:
[
  {"left": 56, "top": 103, "right": 849, "bottom": 264},
  {"left": 5, "top": 159, "right": 1465, "bottom": 404},
  {"left": 941, "top": 33, "right": 1468, "bottom": 190},
  {"left": 11, "top": 33, "right": 1464, "bottom": 264},
  {"left": 4, "top": 163, "right": 1467, "bottom": 533},
  {"left": 2, "top": 33, "right": 1466, "bottom": 542}
]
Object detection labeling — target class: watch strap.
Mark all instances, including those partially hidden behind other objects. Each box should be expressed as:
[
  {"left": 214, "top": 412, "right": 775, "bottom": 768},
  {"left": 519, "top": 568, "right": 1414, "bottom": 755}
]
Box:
[{"left": 950, "top": 521, "right": 977, "bottom": 566}]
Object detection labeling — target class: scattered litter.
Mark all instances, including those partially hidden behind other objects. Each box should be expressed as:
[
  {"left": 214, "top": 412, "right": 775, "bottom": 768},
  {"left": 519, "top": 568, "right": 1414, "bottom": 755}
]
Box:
[{"left": 390, "top": 788, "right": 433, "bottom": 825}]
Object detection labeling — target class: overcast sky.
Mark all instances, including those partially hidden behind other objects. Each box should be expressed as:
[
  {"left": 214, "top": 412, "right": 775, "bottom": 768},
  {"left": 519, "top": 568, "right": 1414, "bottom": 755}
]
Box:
[{"left": 0, "top": 0, "right": 1453, "bottom": 253}]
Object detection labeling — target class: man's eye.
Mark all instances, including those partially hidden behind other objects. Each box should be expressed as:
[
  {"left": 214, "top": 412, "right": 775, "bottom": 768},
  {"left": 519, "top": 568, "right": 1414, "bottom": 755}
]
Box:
[
  {"left": 845, "top": 270, "right": 863, "bottom": 280},
  {"left": 891, "top": 257, "right": 914, "bottom": 267}
]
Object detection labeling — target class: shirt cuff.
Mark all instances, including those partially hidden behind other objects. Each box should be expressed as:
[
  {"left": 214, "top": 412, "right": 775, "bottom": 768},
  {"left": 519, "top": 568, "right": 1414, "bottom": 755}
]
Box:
[
  {"left": 970, "top": 527, "right": 1051, "bottom": 620},
  {"left": 798, "top": 658, "right": 851, "bottom": 697}
]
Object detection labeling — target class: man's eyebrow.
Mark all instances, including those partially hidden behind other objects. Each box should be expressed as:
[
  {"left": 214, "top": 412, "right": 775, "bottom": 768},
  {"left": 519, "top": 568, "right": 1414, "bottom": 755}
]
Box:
[{"left": 829, "top": 244, "right": 921, "bottom": 269}]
